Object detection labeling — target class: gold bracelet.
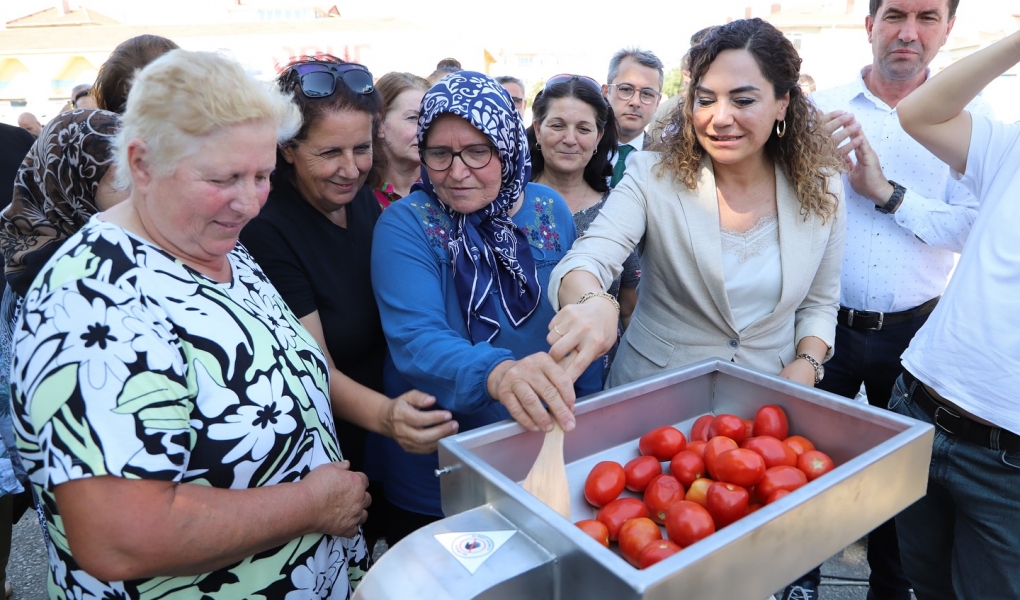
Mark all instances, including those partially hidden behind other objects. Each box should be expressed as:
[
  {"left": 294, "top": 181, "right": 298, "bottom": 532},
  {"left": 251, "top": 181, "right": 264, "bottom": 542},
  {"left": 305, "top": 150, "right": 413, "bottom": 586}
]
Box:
[{"left": 577, "top": 291, "right": 620, "bottom": 314}]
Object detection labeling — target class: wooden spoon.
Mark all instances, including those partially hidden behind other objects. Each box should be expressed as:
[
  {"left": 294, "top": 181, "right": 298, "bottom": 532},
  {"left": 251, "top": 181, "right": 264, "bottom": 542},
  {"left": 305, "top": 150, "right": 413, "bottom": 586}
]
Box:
[{"left": 521, "top": 422, "right": 571, "bottom": 518}]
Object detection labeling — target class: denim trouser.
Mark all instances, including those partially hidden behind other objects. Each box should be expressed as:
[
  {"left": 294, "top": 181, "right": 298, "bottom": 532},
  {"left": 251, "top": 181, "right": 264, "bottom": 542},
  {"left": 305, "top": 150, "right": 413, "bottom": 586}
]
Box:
[{"left": 889, "top": 374, "right": 1020, "bottom": 600}]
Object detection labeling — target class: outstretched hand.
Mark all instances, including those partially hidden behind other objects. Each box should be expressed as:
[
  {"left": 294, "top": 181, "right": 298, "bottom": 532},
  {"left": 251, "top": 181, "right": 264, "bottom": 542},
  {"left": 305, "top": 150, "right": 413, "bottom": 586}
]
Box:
[
  {"left": 487, "top": 353, "right": 577, "bottom": 433},
  {"left": 547, "top": 299, "right": 618, "bottom": 382},
  {"left": 822, "top": 110, "right": 894, "bottom": 206},
  {"left": 386, "top": 391, "right": 459, "bottom": 454}
]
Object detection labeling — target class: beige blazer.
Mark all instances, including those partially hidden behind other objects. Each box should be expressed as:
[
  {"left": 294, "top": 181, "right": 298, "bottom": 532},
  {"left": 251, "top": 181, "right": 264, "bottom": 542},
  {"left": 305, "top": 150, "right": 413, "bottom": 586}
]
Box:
[{"left": 549, "top": 152, "right": 846, "bottom": 387}]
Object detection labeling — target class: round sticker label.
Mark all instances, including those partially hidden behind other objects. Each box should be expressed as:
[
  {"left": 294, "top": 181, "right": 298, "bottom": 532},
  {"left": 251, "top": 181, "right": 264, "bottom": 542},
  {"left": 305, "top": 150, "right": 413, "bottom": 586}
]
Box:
[{"left": 451, "top": 534, "right": 496, "bottom": 559}]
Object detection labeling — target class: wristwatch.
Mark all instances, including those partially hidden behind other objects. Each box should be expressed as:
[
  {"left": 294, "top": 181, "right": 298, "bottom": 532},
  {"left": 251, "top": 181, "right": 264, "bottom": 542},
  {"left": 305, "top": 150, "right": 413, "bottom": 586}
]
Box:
[
  {"left": 795, "top": 353, "right": 825, "bottom": 385},
  {"left": 875, "top": 180, "right": 906, "bottom": 214}
]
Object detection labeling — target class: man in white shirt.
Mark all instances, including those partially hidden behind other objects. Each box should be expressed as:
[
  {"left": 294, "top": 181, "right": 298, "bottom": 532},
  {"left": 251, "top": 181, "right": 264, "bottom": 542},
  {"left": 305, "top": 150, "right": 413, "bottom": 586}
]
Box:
[
  {"left": 787, "top": 1, "right": 983, "bottom": 599},
  {"left": 895, "top": 26, "right": 1020, "bottom": 600},
  {"left": 602, "top": 48, "right": 662, "bottom": 187}
]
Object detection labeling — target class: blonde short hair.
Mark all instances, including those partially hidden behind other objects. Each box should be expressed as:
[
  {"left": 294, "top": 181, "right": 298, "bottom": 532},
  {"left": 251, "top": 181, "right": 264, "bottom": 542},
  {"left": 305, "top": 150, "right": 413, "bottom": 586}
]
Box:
[{"left": 114, "top": 49, "right": 301, "bottom": 188}]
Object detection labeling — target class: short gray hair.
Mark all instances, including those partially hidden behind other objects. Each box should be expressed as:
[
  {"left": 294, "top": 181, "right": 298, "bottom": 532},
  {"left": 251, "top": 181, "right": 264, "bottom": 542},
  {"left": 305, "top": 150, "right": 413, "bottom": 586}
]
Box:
[
  {"left": 494, "top": 75, "right": 526, "bottom": 92},
  {"left": 607, "top": 47, "right": 665, "bottom": 90}
]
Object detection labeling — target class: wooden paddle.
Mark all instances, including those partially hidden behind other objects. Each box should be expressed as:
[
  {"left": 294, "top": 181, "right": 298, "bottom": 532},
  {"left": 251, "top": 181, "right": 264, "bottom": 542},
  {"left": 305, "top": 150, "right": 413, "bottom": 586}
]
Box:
[{"left": 521, "top": 421, "right": 571, "bottom": 518}]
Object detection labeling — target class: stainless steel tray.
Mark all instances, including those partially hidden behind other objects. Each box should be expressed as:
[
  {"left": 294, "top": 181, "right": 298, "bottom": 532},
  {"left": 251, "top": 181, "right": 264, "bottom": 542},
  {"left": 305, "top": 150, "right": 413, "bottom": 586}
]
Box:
[{"left": 356, "top": 360, "right": 933, "bottom": 600}]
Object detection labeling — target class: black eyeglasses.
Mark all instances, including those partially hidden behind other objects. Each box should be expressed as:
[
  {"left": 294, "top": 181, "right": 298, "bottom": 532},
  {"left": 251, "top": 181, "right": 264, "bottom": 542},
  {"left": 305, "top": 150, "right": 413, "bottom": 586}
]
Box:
[
  {"left": 284, "top": 62, "right": 375, "bottom": 98},
  {"left": 422, "top": 144, "right": 495, "bottom": 171},
  {"left": 545, "top": 74, "right": 603, "bottom": 96},
  {"left": 607, "top": 83, "right": 661, "bottom": 105}
]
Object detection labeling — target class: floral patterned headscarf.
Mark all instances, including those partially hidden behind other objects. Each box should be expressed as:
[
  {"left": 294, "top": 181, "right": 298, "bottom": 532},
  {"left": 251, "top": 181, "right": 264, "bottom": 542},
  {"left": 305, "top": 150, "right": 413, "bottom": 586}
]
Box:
[
  {"left": 416, "top": 71, "right": 539, "bottom": 344},
  {"left": 0, "top": 109, "right": 121, "bottom": 297}
]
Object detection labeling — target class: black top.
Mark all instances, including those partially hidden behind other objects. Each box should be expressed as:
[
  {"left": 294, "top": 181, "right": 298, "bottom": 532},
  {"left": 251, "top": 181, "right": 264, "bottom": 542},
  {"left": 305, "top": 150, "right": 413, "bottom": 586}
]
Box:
[
  {"left": 240, "top": 180, "right": 385, "bottom": 468},
  {"left": 0, "top": 123, "right": 34, "bottom": 212}
]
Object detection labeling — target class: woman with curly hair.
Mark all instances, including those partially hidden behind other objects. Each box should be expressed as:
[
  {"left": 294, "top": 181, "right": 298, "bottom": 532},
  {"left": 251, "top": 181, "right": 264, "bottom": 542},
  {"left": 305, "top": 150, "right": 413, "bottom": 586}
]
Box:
[{"left": 547, "top": 17, "right": 846, "bottom": 389}]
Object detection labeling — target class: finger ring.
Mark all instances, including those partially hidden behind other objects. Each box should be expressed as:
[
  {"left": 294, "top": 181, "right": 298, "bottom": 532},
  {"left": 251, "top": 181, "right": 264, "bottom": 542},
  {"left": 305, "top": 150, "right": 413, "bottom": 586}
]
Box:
[{"left": 554, "top": 325, "right": 564, "bottom": 336}]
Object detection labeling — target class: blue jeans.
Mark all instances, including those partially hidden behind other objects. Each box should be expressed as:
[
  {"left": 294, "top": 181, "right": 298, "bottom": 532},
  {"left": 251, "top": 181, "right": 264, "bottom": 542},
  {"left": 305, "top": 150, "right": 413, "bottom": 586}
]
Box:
[{"left": 889, "top": 374, "right": 1020, "bottom": 600}]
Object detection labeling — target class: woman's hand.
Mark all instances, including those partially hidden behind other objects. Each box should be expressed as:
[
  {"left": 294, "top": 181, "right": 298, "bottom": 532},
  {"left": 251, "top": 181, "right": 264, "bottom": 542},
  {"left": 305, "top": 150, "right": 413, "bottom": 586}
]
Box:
[
  {"left": 302, "top": 460, "right": 372, "bottom": 539},
  {"left": 779, "top": 359, "right": 817, "bottom": 388},
  {"left": 383, "top": 391, "right": 459, "bottom": 454},
  {"left": 548, "top": 299, "right": 618, "bottom": 382},
  {"left": 487, "top": 353, "right": 576, "bottom": 433}
]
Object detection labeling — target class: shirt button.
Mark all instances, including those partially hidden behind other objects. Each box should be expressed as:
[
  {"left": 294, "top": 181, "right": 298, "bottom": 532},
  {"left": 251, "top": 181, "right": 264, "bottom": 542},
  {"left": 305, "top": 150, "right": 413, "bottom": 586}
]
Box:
[{"left": 728, "top": 339, "right": 739, "bottom": 349}]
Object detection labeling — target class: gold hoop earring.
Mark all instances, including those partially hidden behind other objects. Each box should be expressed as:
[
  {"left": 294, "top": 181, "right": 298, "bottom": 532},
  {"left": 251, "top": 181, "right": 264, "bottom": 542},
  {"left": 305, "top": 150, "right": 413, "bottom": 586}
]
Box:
[{"left": 775, "top": 119, "right": 787, "bottom": 138}]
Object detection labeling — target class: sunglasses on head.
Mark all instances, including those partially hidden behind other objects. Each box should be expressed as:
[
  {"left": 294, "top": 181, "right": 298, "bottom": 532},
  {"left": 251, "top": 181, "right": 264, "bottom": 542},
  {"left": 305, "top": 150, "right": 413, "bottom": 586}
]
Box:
[
  {"left": 284, "top": 62, "right": 375, "bottom": 98},
  {"left": 544, "top": 74, "right": 604, "bottom": 96}
]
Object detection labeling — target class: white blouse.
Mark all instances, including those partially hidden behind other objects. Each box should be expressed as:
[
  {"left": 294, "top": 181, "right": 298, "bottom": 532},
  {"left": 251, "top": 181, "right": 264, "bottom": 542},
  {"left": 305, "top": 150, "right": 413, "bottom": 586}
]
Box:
[{"left": 721, "top": 213, "right": 782, "bottom": 331}]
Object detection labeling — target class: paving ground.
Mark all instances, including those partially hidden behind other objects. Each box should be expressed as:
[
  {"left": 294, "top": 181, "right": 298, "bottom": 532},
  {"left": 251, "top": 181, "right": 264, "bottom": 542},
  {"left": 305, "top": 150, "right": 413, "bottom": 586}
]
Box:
[{"left": 8, "top": 512, "right": 909, "bottom": 600}]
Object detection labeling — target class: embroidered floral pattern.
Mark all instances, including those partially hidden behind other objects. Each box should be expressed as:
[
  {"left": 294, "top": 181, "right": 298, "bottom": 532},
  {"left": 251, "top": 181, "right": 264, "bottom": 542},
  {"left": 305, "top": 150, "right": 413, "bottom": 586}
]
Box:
[
  {"left": 410, "top": 200, "right": 452, "bottom": 249},
  {"left": 518, "top": 196, "right": 562, "bottom": 252}
]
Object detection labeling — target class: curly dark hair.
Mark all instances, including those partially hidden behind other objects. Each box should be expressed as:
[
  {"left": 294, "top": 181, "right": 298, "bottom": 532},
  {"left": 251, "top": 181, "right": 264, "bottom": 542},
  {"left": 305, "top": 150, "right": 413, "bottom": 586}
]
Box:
[
  {"left": 658, "top": 18, "right": 843, "bottom": 221},
  {"left": 527, "top": 77, "right": 618, "bottom": 193},
  {"left": 273, "top": 55, "right": 386, "bottom": 189}
]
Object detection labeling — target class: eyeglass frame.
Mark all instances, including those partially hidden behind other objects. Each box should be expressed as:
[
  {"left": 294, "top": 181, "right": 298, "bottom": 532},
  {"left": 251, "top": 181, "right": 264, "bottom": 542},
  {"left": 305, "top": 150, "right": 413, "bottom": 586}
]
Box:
[
  {"left": 282, "top": 61, "right": 375, "bottom": 98},
  {"left": 606, "top": 82, "right": 662, "bottom": 105},
  {"left": 421, "top": 143, "right": 497, "bottom": 172}
]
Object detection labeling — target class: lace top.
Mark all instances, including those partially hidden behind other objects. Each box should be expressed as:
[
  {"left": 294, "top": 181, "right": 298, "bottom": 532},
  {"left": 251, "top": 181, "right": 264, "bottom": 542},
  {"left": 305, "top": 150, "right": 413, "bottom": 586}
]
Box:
[{"left": 721, "top": 213, "right": 782, "bottom": 331}]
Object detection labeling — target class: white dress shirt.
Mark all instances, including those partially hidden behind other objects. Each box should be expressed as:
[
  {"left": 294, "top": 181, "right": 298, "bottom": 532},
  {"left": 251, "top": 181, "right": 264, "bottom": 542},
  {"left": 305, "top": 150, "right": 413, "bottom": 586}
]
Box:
[
  {"left": 811, "top": 69, "right": 992, "bottom": 313},
  {"left": 609, "top": 132, "right": 648, "bottom": 168}
]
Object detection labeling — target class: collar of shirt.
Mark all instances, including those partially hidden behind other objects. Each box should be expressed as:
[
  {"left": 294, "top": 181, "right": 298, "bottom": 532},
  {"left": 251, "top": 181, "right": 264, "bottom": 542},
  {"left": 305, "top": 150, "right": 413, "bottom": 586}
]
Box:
[{"left": 611, "top": 133, "right": 645, "bottom": 166}]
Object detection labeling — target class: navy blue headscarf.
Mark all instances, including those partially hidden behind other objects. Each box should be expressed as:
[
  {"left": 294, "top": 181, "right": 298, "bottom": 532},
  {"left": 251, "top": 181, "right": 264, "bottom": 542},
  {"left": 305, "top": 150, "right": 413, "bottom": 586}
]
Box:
[{"left": 417, "top": 71, "right": 539, "bottom": 344}]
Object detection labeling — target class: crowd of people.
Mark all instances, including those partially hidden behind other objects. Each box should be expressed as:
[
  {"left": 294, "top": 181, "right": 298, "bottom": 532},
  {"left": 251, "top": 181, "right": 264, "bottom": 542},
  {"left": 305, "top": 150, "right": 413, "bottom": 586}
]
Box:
[{"left": 0, "top": 0, "right": 1016, "bottom": 598}]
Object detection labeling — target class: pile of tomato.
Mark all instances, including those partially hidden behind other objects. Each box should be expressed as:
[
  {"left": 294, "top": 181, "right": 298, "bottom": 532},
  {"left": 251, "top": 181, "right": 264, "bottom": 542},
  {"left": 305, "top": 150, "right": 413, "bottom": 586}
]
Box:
[{"left": 575, "top": 405, "right": 835, "bottom": 569}]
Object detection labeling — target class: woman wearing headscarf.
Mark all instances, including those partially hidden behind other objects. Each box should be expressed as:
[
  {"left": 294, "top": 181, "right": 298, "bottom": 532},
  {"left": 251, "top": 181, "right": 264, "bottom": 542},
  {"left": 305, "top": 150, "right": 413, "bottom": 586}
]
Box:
[{"left": 371, "top": 72, "right": 604, "bottom": 542}]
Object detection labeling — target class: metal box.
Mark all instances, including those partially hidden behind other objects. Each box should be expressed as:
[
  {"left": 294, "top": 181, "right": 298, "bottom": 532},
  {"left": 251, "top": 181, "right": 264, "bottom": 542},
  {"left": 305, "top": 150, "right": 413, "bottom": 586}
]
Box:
[{"left": 355, "top": 360, "right": 933, "bottom": 600}]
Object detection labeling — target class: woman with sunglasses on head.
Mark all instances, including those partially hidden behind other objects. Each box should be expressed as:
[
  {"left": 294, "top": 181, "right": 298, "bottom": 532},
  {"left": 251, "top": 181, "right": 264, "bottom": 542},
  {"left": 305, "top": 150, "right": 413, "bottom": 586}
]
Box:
[
  {"left": 370, "top": 72, "right": 604, "bottom": 543},
  {"left": 529, "top": 75, "right": 640, "bottom": 362},
  {"left": 373, "top": 72, "right": 431, "bottom": 209},
  {"left": 548, "top": 19, "right": 845, "bottom": 391},
  {"left": 240, "top": 56, "right": 457, "bottom": 547}
]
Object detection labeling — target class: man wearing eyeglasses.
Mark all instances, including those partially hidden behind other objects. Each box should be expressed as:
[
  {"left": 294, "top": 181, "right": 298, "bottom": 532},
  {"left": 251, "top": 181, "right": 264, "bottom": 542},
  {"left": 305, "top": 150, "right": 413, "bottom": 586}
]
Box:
[
  {"left": 495, "top": 75, "right": 527, "bottom": 115},
  {"left": 603, "top": 48, "right": 663, "bottom": 187}
]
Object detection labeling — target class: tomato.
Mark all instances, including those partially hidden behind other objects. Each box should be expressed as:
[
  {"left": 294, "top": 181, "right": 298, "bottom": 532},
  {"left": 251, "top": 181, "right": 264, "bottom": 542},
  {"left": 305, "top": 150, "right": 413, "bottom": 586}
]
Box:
[
  {"left": 703, "top": 436, "right": 739, "bottom": 479},
  {"left": 753, "top": 405, "right": 789, "bottom": 439},
  {"left": 624, "top": 455, "right": 663, "bottom": 493},
  {"left": 584, "top": 461, "right": 626, "bottom": 507},
  {"left": 713, "top": 448, "right": 766, "bottom": 487},
  {"left": 597, "top": 497, "right": 650, "bottom": 541},
  {"left": 797, "top": 450, "right": 835, "bottom": 481},
  {"left": 708, "top": 414, "right": 747, "bottom": 444},
  {"left": 746, "top": 502, "right": 763, "bottom": 515},
  {"left": 639, "top": 540, "right": 682, "bottom": 569},
  {"left": 766, "top": 489, "right": 792, "bottom": 504},
  {"left": 639, "top": 426, "right": 687, "bottom": 461},
  {"left": 706, "top": 482, "right": 750, "bottom": 528},
  {"left": 784, "top": 435, "right": 816, "bottom": 456},
  {"left": 575, "top": 519, "right": 609, "bottom": 547},
  {"left": 619, "top": 517, "right": 662, "bottom": 567},
  {"left": 687, "top": 440, "right": 708, "bottom": 458},
  {"left": 669, "top": 450, "right": 706, "bottom": 488},
  {"left": 685, "top": 478, "right": 713, "bottom": 507},
  {"left": 644, "top": 474, "right": 685, "bottom": 524},
  {"left": 690, "top": 415, "right": 714, "bottom": 442},
  {"left": 743, "top": 435, "right": 798, "bottom": 468},
  {"left": 742, "top": 419, "right": 755, "bottom": 439},
  {"left": 665, "top": 500, "right": 716, "bottom": 547},
  {"left": 756, "top": 465, "right": 808, "bottom": 504}
]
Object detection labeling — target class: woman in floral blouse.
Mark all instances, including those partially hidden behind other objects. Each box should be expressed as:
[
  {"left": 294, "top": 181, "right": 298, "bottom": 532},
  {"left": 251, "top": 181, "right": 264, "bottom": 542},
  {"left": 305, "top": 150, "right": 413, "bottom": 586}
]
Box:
[
  {"left": 370, "top": 72, "right": 603, "bottom": 543},
  {"left": 10, "top": 50, "right": 371, "bottom": 599}
]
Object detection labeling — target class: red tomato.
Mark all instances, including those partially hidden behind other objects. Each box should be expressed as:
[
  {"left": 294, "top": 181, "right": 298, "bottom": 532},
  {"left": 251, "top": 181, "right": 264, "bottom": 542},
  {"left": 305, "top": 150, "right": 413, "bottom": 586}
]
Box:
[
  {"left": 644, "top": 474, "right": 685, "bottom": 524},
  {"left": 687, "top": 440, "right": 708, "bottom": 459},
  {"left": 756, "top": 465, "right": 808, "bottom": 504},
  {"left": 639, "top": 540, "right": 682, "bottom": 569},
  {"left": 708, "top": 414, "right": 747, "bottom": 444},
  {"left": 713, "top": 448, "right": 766, "bottom": 487},
  {"left": 584, "top": 461, "right": 626, "bottom": 507},
  {"left": 597, "top": 497, "right": 650, "bottom": 541},
  {"left": 766, "top": 489, "right": 792, "bottom": 504},
  {"left": 669, "top": 450, "right": 706, "bottom": 488},
  {"left": 706, "top": 482, "right": 750, "bottom": 528},
  {"left": 746, "top": 502, "right": 763, "bottom": 515},
  {"left": 753, "top": 405, "right": 790, "bottom": 439},
  {"left": 619, "top": 517, "right": 662, "bottom": 567},
  {"left": 742, "top": 419, "right": 755, "bottom": 439},
  {"left": 703, "top": 436, "right": 739, "bottom": 479},
  {"left": 665, "top": 500, "right": 716, "bottom": 547},
  {"left": 797, "top": 450, "right": 835, "bottom": 481},
  {"left": 639, "top": 426, "right": 687, "bottom": 461},
  {"left": 685, "top": 478, "right": 713, "bottom": 507},
  {"left": 784, "top": 435, "right": 816, "bottom": 456},
  {"left": 575, "top": 519, "right": 609, "bottom": 547},
  {"left": 690, "top": 415, "right": 714, "bottom": 442},
  {"left": 743, "top": 435, "right": 798, "bottom": 468},
  {"left": 624, "top": 455, "right": 663, "bottom": 493}
]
